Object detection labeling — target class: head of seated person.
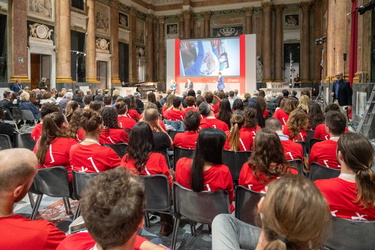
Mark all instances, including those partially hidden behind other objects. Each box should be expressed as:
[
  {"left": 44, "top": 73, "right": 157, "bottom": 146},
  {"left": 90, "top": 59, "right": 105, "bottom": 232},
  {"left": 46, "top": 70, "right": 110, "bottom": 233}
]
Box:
[
  {"left": 143, "top": 108, "right": 159, "bottom": 127},
  {"left": 325, "top": 111, "right": 346, "bottom": 137},
  {"left": 184, "top": 110, "right": 200, "bottom": 132},
  {"left": 173, "top": 97, "right": 182, "bottom": 109}
]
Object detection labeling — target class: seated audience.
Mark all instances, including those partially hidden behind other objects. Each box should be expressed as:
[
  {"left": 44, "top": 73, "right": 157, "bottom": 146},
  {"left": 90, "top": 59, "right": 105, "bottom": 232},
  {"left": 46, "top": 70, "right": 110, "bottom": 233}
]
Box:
[
  {"left": 99, "top": 107, "right": 129, "bottom": 144},
  {"left": 272, "top": 97, "right": 296, "bottom": 125},
  {"left": 224, "top": 111, "right": 254, "bottom": 151},
  {"left": 163, "top": 96, "right": 186, "bottom": 121},
  {"left": 31, "top": 103, "right": 61, "bottom": 141},
  {"left": 314, "top": 103, "right": 342, "bottom": 140},
  {"left": 18, "top": 91, "right": 41, "bottom": 120},
  {"left": 282, "top": 109, "right": 308, "bottom": 141},
  {"left": 175, "top": 128, "right": 234, "bottom": 211},
  {"left": 247, "top": 98, "right": 265, "bottom": 128},
  {"left": 143, "top": 108, "right": 172, "bottom": 152},
  {"left": 67, "top": 109, "right": 85, "bottom": 141},
  {"left": 147, "top": 92, "right": 162, "bottom": 111},
  {"left": 59, "top": 92, "right": 73, "bottom": 111},
  {"left": 39, "top": 91, "right": 56, "bottom": 105},
  {"left": 298, "top": 94, "right": 310, "bottom": 113},
  {"left": 216, "top": 98, "right": 232, "bottom": 129},
  {"left": 232, "top": 99, "right": 244, "bottom": 112},
  {"left": 103, "top": 94, "right": 112, "bottom": 107},
  {"left": 315, "top": 132, "right": 375, "bottom": 220},
  {"left": 34, "top": 112, "right": 77, "bottom": 171},
  {"left": 184, "top": 96, "right": 198, "bottom": 113},
  {"left": 83, "top": 95, "right": 93, "bottom": 109},
  {"left": 0, "top": 149, "right": 66, "bottom": 249},
  {"left": 89, "top": 100, "right": 104, "bottom": 112},
  {"left": 199, "top": 102, "right": 229, "bottom": 132},
  {"left": 173, "top": 110, "right": 200, "bottom": 149},
  {"left": 124, "top": 96, "right": 140, "bottom": 121},
  {"left": 161, "top": 94, "right": 175, "bottom": 116},
  {"left": 265, "top": 118, "right": 303, "bottom": 161},
  {"left": 0, "top": 107, "right": 17, "bottom": 144},
  {"left": 309, "top": 111, "right": 346, "bottom": 169},
  {"left": 307, "top": 101, "right": 325, "bottom": 130},
  {"left": 116, "top": 101, "right": 136, "bottom": 130},
  {"left": 239, "top": 128, "right": 298, "bottom": 193},
  {"left": 242, "top": 107, "right": 261, "bottom": 137},
  {"left": 65, "top": 100, "right": 79, "bottom": 122},
  {"left": 212, "top": 175, "right": 330, "bottom": 250},
  {"left": 69, "top": 109, "right": 120, "bottom": 173},
  {"left": 203, "top": 91, "right": 221, "bottom": 114}
]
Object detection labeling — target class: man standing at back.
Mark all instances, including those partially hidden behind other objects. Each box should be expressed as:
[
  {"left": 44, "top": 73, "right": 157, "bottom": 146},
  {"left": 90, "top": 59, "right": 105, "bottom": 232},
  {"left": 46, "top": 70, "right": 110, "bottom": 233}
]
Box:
[
  {"left": 331, "top": 72, "right": 352, "bottom": 118},
  {"left": 0, "top": 148, "right": 66, "bottom": 249}
]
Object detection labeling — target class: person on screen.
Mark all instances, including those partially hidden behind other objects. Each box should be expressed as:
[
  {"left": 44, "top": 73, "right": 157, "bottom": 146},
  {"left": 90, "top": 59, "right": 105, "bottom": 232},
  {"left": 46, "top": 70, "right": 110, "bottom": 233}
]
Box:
[
  {"left": 217, "top": 72, "right": 225, "bottom": 91},
  {"left": 219, "top": 52, "right": 229, "bottom": 71},
  {"left": 184, "top": 41, "right": 204, "bottom": 76}
]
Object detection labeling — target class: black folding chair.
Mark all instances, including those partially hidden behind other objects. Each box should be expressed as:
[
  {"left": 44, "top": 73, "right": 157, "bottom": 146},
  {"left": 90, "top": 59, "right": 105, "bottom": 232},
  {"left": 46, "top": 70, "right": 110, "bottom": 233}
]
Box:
[
  {"left": 102, "top": 143, "right": 128, "bottom": 158},
  {"left": 0, "top": 134, "right": 12, "bottom": 150},
  {"left": 309, "top": 162, "right": 340, "bottom": 181},
  {"left": 324, "top": 216, "right": 375, "bottom": 250},
  {"left": 305, "top": 129, "right": 314, "bottom": 154},
  {"left": 171, "top": 182, "right": 230, "bottom": 250},
  {"left": 30, "top": 166, "right": 72, "bottom": 220},
  {"left": 173, "top": 146, "right": 195, "bottom": 170},
  {"left": 141, "top": 175, "right": 171, "bottom": 228},
  {"left": 235, "top": 185, "right": 262, "bottom": 226},
  {"left": 15, "top": 133, "right": 36, "bottom": 150},
  {"left": 222, "top": 150, "right": 252, "bottom": 183},
  {"left": 288, "top": 159, "right": 304, "bottom": 175},
  {"left": 294, "top": 141, "right": 307, "bottom": 157}
]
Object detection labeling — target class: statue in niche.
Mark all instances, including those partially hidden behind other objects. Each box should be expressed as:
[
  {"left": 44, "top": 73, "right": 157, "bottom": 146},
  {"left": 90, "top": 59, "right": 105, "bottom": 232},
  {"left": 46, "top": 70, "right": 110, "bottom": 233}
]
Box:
[{"left": 256, "top": 56, "right": 263, "bottom": 82}]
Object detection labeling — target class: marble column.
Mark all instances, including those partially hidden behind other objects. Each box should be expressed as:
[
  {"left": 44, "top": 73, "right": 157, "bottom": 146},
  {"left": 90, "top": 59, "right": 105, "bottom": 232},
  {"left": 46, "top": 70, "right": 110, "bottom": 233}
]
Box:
[
  {"left": 56, "top": 0, "right": 72, "bottom": 83},
  {"left": 158, "top": 16, "right": 166, "bottom": 82},
  {"left": 203, "top": 11, "right": 211, "bottom": 37},
  {"left": 243, "top": 7, "right": 254, "bottom": 34},
  {"left": 326, "top": 0, "right": 336, "bottom": 81},
  {"left": 110, "top": 0, "right": 120, "bottom": 84},
  {"left": 334, "top": 0, "right": 347, "bottom": 77},
  {"left": 9, "top": 0, "right": 29, "bottom": 83},
  {"left": 300, "top": 2, "right": 311, "bottom": 82},
  {"left": 313, "top": 0, "right": 323, "bottom": 83},
  {"left": 262, "top": 2, "right": 273, "bottom": 82},
  {"left": 179, "top": 14, "right": 184, "bottom": 38},
  {"left": 183, "top": 10, "right": 192, "bottom": 38},
  {"left": 129, "top": 7, "right": 138, "bottom": 83},
  {"left": 274, "top": 5, "right": 285, "bottom": 82},
  {"left": 146, "top": 14, "right": 154, "bottom": 82},
  {"left": 85, "top": 0, "right": 97, "bottom": 83}
]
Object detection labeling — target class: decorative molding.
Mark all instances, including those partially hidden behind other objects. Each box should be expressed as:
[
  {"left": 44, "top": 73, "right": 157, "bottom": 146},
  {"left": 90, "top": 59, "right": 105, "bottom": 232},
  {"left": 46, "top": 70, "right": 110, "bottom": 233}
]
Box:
[
  {"left": 261, "top": 2, "right": 273, "bottom": 12},
  {"left": 119, "top": 12, "right": 129, "bottom": 28},
  {"left": 28, "top": 0, "right": 55, "bottom": 22},
  {"left": 158, "top": 15, "right": 165, "bottom": 23},
  {"left": 96, "top": 38, "right": 110, "bottom": 51},
  {"left": 146, "top": 14, "right": 155, "bottom": 22},
  {"left": 202, "top": 11, "right": 211, "bottom": 19},
  {"left": 130, "top": 7, "right": 137, "bottom": 16},
  {"left": 299, "top": 2, "right": 311, "bottom": 12},
  {"left": 275, "top": 4, "right": 285, "bottom": 14},
  {"left": 136, "top": 46, "right": 145, "bottom": 57},
  {"left": 29, "top": 23, "right": 53, "bottom": 40},
  {"left": 110, "top": 0, "right": 120, "bottom": 9},
  {"left": 95, "top": 2, "right": 110, "bottom": 36},
  {"left": 71, "top": 11, "right": 88, "bottom": 30},
  {"left": 182, "top": 10, "right": 193, "bottom": 18},
  {"left": 242, "top": 7, "right": 254, "bottom": 17}
]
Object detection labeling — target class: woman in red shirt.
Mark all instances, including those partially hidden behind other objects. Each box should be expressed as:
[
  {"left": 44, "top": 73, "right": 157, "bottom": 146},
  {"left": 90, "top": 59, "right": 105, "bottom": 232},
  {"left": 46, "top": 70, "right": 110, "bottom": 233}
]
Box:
[
  {"left": 272, "top": 97, "right": 297, "bottom": 125},
  {"left": 241, "top": 107, "right": 261, "bottom": 137},
  {"left": 238, "top": 128, "right": 298, "bottom": 193},
  {"left": 175, "top": 127, "right": 234, "bottom": 211},
  {"left": 116, "top": 101, "right": 136, "bottom": 130},
  {"left": 315, "top": 132, "right": 375, "bottom": 220},
  {"left": 67, "top": 109, "right": 85, "bottom": 141},
  {"left": 283, "top": 109, "right": 308, "bottom": 141},
  {"left": 224, "top": 110, "right": 253, "bottom": 151},
  {"left": 124, "top": 96, "right": 140, "bottom": 121},
  {"left": 34, "top": 112, "right": 77, "bottom": 171},
  {"left": 99, "top": 107, "right": 129, "bottom": 144},
  {"left": 173, "top": 110, "right": 200, "bottom": 149},
  {"left": 69, "top": 109, "right": 120, "bottom": 173}
]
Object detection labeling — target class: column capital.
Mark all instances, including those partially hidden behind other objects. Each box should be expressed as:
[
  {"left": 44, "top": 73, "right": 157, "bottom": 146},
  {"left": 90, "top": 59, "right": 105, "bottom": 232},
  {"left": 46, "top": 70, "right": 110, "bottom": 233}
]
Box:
[
  {"left": 243, "top": 7, "right": 254, "bottom": 17},
  {"left": 261, "top": 2, "right": 273, "bottom": 12},
  {"left": 110, "top": 0, "right": 119, "bottom": 8},
  {"left": 158, "top": 16, "right": 165, "bottom": 24},
  {"left": 146, "top": 14, "right": 154, "bottom": 22},
  {"left": 299, "top": 2, "right": 311, "bottom": 12},
  {"left": 130, "top": 7, "right": 137, "bottom": 16},
  {"left": 182, "top": 10, "right": 193, "bottom": 19},
  {"left": 313, "top": 0, "right": 322, "bottom": 6},
  {"left": 274, "top": 4, "right": 285, "bottom": 14},
  {"left": 202, "top": 11, "right": 211, "bottom": 19}
]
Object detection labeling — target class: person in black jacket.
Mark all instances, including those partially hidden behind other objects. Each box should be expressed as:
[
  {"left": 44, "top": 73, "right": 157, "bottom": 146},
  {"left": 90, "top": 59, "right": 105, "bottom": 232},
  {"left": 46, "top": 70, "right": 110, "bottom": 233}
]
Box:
[{"left": 331, "top": 72, "right": 352, "bottom": 116}]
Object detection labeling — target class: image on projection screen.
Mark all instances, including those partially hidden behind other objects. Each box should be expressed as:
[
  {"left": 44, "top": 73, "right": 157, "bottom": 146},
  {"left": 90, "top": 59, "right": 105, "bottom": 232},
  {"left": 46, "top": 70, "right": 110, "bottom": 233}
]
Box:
[{"left": 179, "top": 38, "right": 240, "bottom": 77}]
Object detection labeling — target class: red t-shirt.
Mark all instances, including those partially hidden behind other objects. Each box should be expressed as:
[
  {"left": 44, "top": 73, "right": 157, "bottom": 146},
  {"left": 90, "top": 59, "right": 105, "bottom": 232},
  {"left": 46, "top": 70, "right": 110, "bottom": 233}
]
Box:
[
  {"left": 175, "top": 157, "right": 234, "bottom": 211},
  {"left": 224, "top": 129, "right": 254, "bottom": 152},
  {"left": 238, "top": 163, "right": 298, "bottom": 193},
  {"left": 77, "top": 128, "right": 85, "bottom": 141},
  {"left": 282, "top": 126, "right": 307, "bottom": 141},
  {"left": 31, "top": 123, "right": 43, "bottom": 141},
  {"left": 273, "top": 109, "right": 289, "bottom": 125},
  {"left": 315, "top": 178, "right": 375, "bottom": 220},
  {"left": 99, "top": 128, "right": 129, "bottom": 144},
  {"left": 173, "top": 131, "right": 199, "bottom": 149},
  {"left": 164, "top": 109, "right": 186, "bottom": 121},
  {"left": 70, "top": 143, "right": 121, "bottom": 173},
  {"left": 56, "top": 232, "right": 147, "bottom": 250},
  {"left": 212, "top": 103, "right": 220, "bottom": 114},
  {"left": 0, "top": 214, "right": 66, "bottom": 250},
  {"left": 263, "top": 109, "right": 269, "bottom": 118},
  {"left": 33, "top": 137, "right": 78, "bottom": 171},
  {"left": 121, "top": 152, "right": 173, "bottom": 186},
  {"left": 128, "top": 109, "right": 140, "bottom": 121},
  {"left": 309, "top": 140, "right": 340, "bottom": 169},
  {"left": 241, "top": 126, "right": 261, "bottom": 137},
  {"left": 200, "top": 117, "right": 229, "bottom": 132},
  {"left": 281, "top": 139, "right": 303, "bottom": 160},
  {"left": 118, "top": 115, "right": 136, "bottom": 130},
  {"left": 185, "top": 107, "right": 198, "bottom": 113},
  {"left": 314, "top": 123, "right": 349, "bottom": 140}
]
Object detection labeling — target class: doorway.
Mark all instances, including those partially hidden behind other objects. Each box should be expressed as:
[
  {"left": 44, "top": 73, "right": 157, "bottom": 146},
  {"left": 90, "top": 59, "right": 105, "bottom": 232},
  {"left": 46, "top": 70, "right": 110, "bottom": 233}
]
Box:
[
  {"left": 97, "top": 61, "right": 108, "bottom": 88},
  {"left": 30, "top": 54, "right": 51, "bottom": 90},
  {"left": 284, "top": 43, "right": 300, "bottom": 85}
]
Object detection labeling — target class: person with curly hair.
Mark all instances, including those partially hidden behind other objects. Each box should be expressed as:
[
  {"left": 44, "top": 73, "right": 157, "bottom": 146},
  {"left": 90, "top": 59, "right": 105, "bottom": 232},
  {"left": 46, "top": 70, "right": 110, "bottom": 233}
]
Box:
[
  {"left": 67, "top": 109, "right": 85, "bottom": 141},
  {"left": 242, "top": 107, "right": 261, "bottom": 137},
  {"left": 307, "top": 101, "right": 325, "bottom": 130},
  {"left": 282, "top": 109, "right": 308, "bottom": 141},
  {"left": 272, "top": 97, "right": 297, "bottom": 125},
  {"left": 98, "top": 107, "right": 128, "bottom": 144}
]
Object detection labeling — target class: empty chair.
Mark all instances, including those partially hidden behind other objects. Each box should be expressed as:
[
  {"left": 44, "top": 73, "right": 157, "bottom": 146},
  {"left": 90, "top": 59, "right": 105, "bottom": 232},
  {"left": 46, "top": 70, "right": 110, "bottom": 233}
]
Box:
[
  {"left": 10, "top": 106, "right": 23, "bottom": 120},
  {"left": 102, "top": 143, "right": 128, "bottom": 158},
  {"left": 309, "top": 162, "right": 340, "bottom": 181},
  {"left": 141, "top": 175, "right": 171, "bottom": 228},
  {"left": 288, "top": 159, "right": 304, "bottom": 175},
  {"left": 324, "top": 216, "right": 375, "bottom": 250},
  {"left": 294, "top": 141, "right": 307, "bottom": 157},
  {"left": 21, "top": 109, "right": 37, "bottom": 125},
  {"left": 16, "top": 133, "right": 35, "bottom": 150},
  {"left": 171, "top": 182, "right": 230, "bottom": 250},
  {"left": 235, "top": 185, "right": 262, "bottom": 226},
  {"left": 309, "top": 138, "right": 324, "bottom": 152},
  {"left": 0, "top": 134, "right": 12, "bottom": 150},
  {"left": 173, "top": 146, "right": 195, "bottom": 170},
  {"left": 222, "top": 150, "right": 251, "bottom": 182},
  {"left": 30, "top": 166, "right": 71, "bottom": 220}
]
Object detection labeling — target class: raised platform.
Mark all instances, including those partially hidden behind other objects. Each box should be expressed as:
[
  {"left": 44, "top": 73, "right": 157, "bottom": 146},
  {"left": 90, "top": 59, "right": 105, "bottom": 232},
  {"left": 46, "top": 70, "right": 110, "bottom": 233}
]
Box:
[{"left": 260, "top": 87, "right": 312, "bottom": 98}]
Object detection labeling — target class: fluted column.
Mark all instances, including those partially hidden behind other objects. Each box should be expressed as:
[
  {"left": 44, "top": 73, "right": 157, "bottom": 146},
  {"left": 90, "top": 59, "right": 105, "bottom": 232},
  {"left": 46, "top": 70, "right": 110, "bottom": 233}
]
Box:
[
  {"left": 146, "top": 14, "right": 154, "bottom": 81},
  {"left": 300, "top": 2, "right": 311, "bottom": 82},
  {"left": 183, "top": 10, "right": 192, "bottom": 38},
  {"left": 110, "top": 0, "right": 120, "bottom": 84},
  {"left": 274, "top": 5, "right": 285, "bottom": 82},
  {"left": 313, "top": 0, "right": 323, "bottom": 83},
  {"left": 158, "top": 16, "right": 166, "bottom": 82},
  {"left": 202, "top": 11, "right": 211, "bottom": 37},
  {"left": 56, "top": 0, "right": 72, "bottom": 83},
  {"left": 243, "top": 7, "right": 254, "bottom": 34},
  {"left": 262, "top": 2, "right": 272, "bottom": 82},
  {"left": 129, "top": 7, "right": 137, "bottom": 83},
  {"left": 326, "top": 0, "right": 335, "bottom": 80},
  {"left": 334, "top": 0, "right": 346, "bottom": 76}
]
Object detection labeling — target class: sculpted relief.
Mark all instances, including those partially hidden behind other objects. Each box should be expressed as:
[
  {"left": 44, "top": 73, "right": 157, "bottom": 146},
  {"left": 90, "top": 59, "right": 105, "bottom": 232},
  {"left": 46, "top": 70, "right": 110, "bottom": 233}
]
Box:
[{"left": 28, "top": 0, "right": 54, "bottom": 21}]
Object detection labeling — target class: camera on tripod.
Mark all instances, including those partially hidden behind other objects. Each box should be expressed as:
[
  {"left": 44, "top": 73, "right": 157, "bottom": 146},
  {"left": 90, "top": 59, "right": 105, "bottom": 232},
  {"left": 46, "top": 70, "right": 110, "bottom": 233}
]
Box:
[{"left": 315, "top": 36, "right": 327, "bottom": 46}]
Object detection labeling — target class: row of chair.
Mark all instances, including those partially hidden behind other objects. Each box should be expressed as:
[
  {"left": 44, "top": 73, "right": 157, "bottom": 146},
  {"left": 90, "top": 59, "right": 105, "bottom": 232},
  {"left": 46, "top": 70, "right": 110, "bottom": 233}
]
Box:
[{"left": 0, "top": 133, "right": 36, "bottom": 150}]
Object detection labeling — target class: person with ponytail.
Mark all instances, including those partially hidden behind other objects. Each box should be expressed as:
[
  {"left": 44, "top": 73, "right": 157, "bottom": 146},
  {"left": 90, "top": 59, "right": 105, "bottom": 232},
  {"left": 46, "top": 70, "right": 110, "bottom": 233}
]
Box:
[
  {"left": 315, "top": 132, "right": 375, "bottom": 220},
  {"left": 224, "top": 110, "right": 254, "bottom": 151},
  {"left": 34, "top": 112, "right": 77, "bottom": 171},
  {"left": 69, "top": 109, "right": 120, "bottom": 173},
  {"left": 212, "top": 175, "right": 331, "bottom": 250},
  {"left": 115, "top": 100, "right": 136, "bottom": 130},
  {"left": 175, "top": 128, "right": 234, "bottom": 211},
  {"left": 98, "top": 107, "right": 128, "bottom": 144},
  {"left": 239, "top": 128, "right": 298, "bottom": 192}
]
